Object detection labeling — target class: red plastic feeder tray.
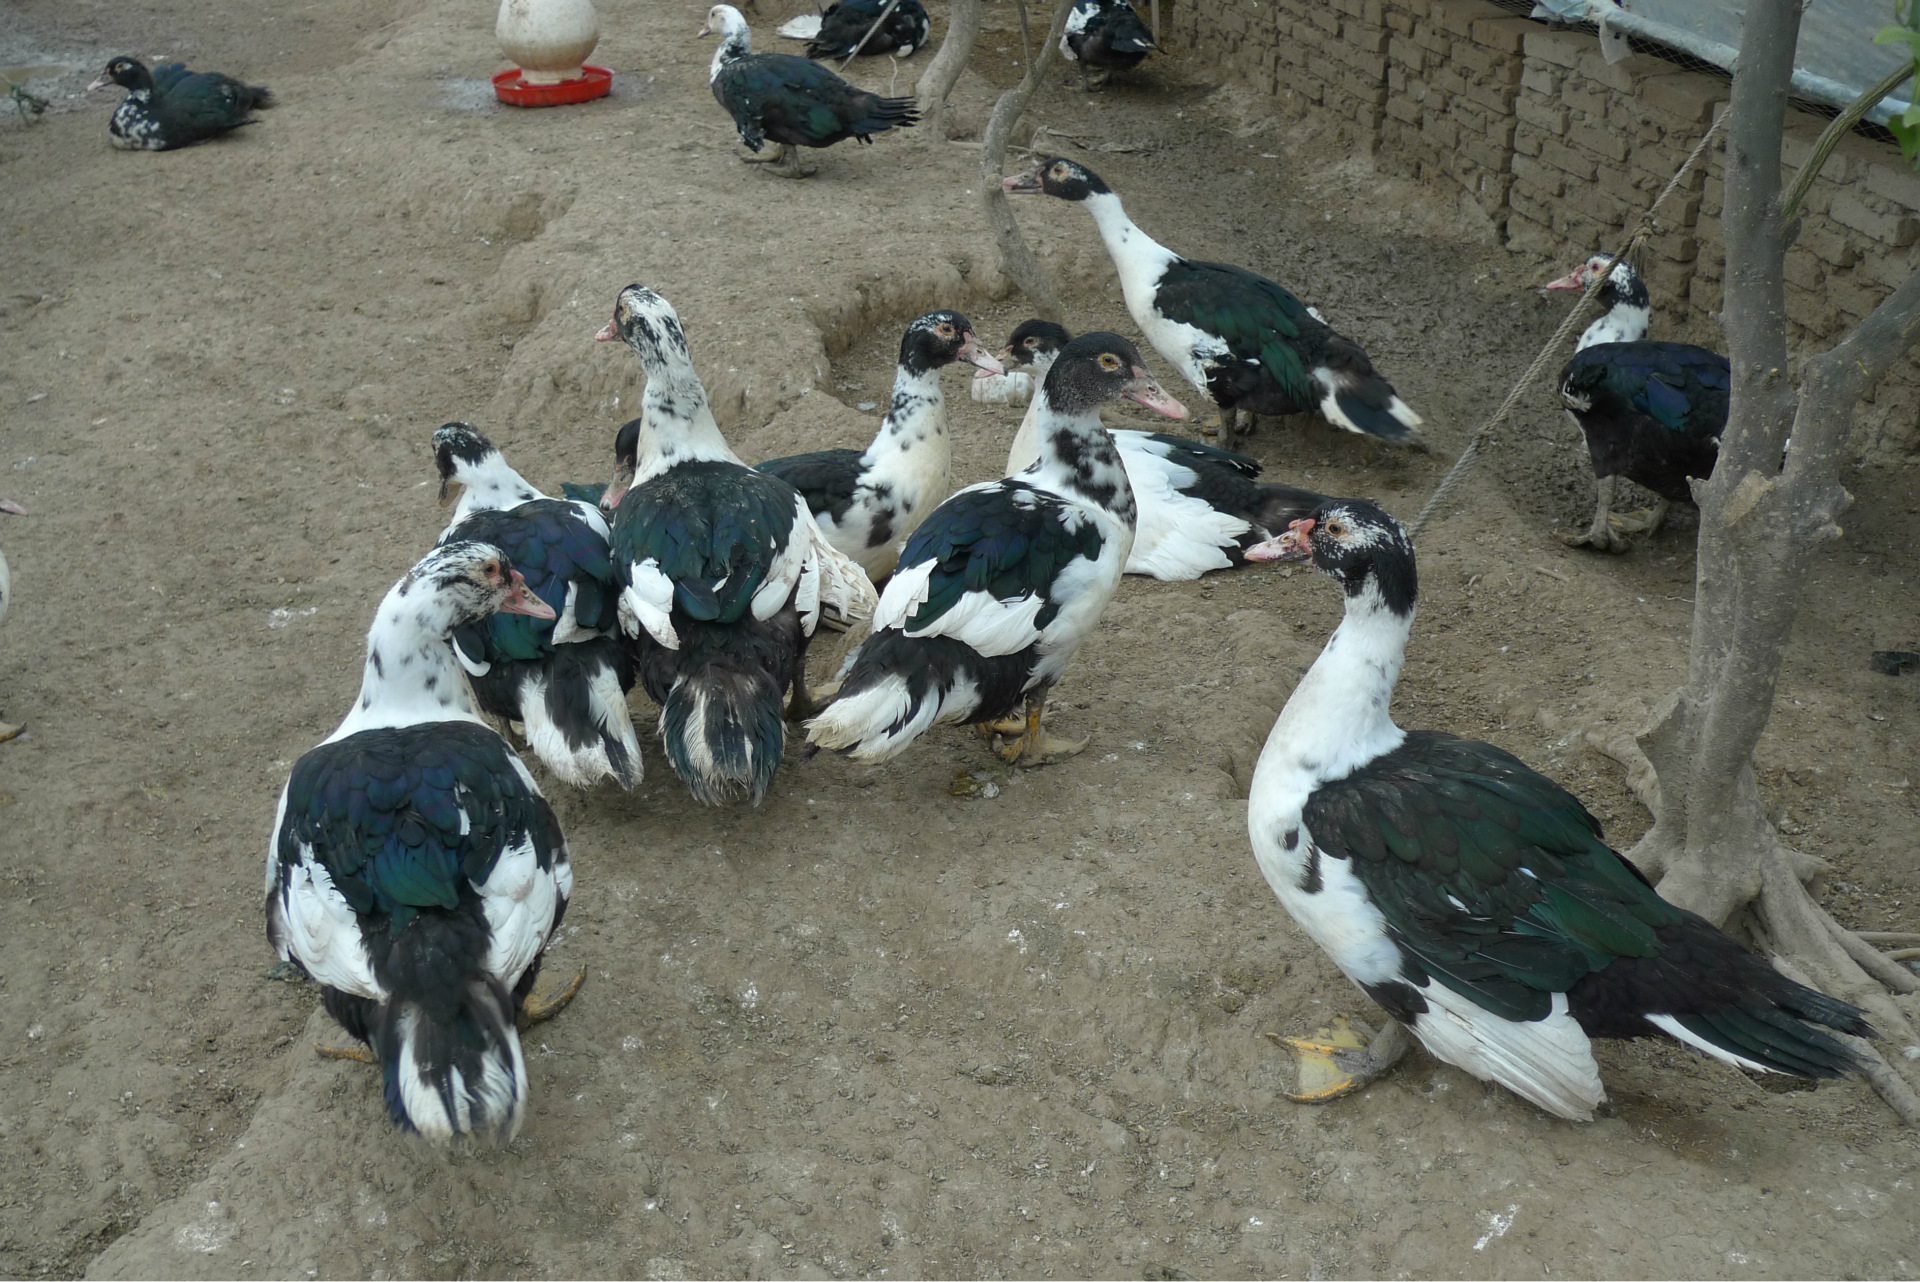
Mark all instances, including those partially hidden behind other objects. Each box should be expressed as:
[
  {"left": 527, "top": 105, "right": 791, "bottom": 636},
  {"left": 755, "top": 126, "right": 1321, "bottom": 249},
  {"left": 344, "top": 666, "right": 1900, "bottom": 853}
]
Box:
[{"left": 493, "top": 65, "right": 612, "bottom": 107}]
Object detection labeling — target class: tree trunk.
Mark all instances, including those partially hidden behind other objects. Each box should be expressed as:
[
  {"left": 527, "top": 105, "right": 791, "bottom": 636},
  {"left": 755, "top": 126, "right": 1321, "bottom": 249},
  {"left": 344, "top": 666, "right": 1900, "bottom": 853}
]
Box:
[
  {"left": 1623, "top": 0, "right": 1920, "bottom": 1120},
  {"left": 915, "top": 0, "right": 981, "bottom": 141},
  {"left": 976, "top": 0, "right": 1077, "bottom": 320}
]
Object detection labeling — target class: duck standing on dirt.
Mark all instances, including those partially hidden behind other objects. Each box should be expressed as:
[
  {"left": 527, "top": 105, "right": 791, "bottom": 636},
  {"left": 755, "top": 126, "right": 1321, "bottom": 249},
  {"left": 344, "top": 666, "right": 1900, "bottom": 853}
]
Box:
[
  {"left": 781, "top": 0, "right": 932, "bottom": 60},
  {"left": 699, "top": 3, "right": 919, "bottom": 178},
  {"left": 595, "top": 285, "right": 876, "bottom": 802},
  {"left": 1060, "top": 0, "right": 1157, "bottom": 91},
  {"left": 807, "top": 333, "right": 1187, "bottom": 767},
  {"left": 431, "top": 423, "right": 641, "bottom": 790},
  {"left": 998, "top": 320, "right": 1323, "bottom": 581},
  {"left": 266, "top": 541, "right": 582, "bottom": 1146},
  {"left": 87, "top": 55, "right": 272, "bottom": 150},
  {"left": 757, "top": 311, "right": 1005, "bottom": 584},
  {"left": 1546, "top": 254, "right": 1729, "bottom": 553},
  {"left": 1004, "top": 157, "right": 1423, "bottom": 451},
  {"left": 1243, "top": 499, "right": 1875, "bottom": 1120},
  {"left": 0, "top": 499, "right": 25, "bottom": 742}
]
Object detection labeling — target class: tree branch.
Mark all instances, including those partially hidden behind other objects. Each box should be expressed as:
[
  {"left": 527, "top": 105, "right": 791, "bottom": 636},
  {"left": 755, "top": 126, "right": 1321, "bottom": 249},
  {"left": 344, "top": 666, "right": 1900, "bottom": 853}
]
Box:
[
  {"left": 916, "top": 0, "right": 981, "bottom": 141},
  {"left": 977, "top": 0, "right": 1077, "bottom": 320},
  {"left": 1806, "top": 260, "right": 1920, "bottom": 398},
  {"left": 1780, "top": 61, "right": 1917, "bottom": 223}
]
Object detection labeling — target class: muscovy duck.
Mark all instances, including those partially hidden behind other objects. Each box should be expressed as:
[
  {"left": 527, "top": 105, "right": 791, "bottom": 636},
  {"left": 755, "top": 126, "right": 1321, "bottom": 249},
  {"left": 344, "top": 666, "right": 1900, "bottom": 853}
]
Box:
[
  {"left": 757, "top": 310, "right": 1004, "bottom": 584},
  {"left": 0, "top": 500, "right": 23, "bottom": 743},
  {"left": 1242, "top": 499, "right": 1874, "bottom": 1120},
  {"left": 1004, "top": 157, "right": 1423, "bottom": 450},
  {"left": 780, "top": 0, "right": 932, "bottom": 60},
  {"left": 807, "top": 333, "right": 1186, "bottom": 766},
  {"left": 432, "top": 423, "right": 641, "bottom": 790},
  {"left": 997, "top": 320, "right": 1323, "bottom": 581},
  {"left": 595, "top": 285, "right": 875, "bottom": 803},
  {"left": 87, "top": 55, "right": 272, "bottom": 150},
  {"left": 266, "top": 541, "right": 580, "bottom": 1145},
  {"left": 1545, "top": 254, "right": 1729, "bottom": 553},
  {"left": 1061, "top": 0, "right": 1157, "bottom": 91},
  {"left": 699, "top": 4, "right": 919, "bottom": 179}
]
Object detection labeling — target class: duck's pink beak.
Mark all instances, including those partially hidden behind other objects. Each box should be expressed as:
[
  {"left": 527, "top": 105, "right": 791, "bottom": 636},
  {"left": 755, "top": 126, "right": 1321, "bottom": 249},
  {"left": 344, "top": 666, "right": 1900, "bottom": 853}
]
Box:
[
  {"left": 1122, "top": 367, "right": 1188, "bottom": 420},
  {"left": 499, "top": 570, "right": 558, "bottom": 620},
  {"left": 1243, "top": 517, "right": 1315, "bottom": 563}
]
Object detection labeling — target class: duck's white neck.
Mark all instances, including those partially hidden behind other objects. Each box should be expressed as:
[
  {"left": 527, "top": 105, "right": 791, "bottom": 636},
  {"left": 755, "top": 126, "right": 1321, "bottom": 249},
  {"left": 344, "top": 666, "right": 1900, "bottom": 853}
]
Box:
[
  {"left": 635, "top": 366, "right": 742, "bottom": 483},
  {"left": 1576, "top": 299, "right": 1650, "bottom": 351},
  {"left": 444, "top": 454, "right": 545, "bottom": 534},
  {"left": 710, "top": 22, "right": 750, "bottom": 79},
  {"left": 1256, "top": 582, "right": 1412, "bottom": 797},
  {"left": 1081, "top": 191, "right": 1179, "bottom": 320},
  {"left": 863, "top": 363, "right": 947, "bottom": 460},
  {"left": 328, "top": 580, "right": 484, "bottom": 741},
  {"left": 1025, "top": 392, "right": 1137, "bottom": 527},
  {"left": 1004, "top": 350, "right": 1064, "bottom": 475}
]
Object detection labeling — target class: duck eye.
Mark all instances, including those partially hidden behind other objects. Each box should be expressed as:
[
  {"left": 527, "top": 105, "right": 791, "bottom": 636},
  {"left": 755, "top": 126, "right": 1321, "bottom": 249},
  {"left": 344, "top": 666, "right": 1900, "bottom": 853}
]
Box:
[
  {"left": 483, "top": 561, "right": 499, "bottom": 578},
  {"left": 1098, "top": 353, "right": 1121, "bottom": 371},
  {"left": 1325, "top": 521, "right": 1346, "bottom": 537}
]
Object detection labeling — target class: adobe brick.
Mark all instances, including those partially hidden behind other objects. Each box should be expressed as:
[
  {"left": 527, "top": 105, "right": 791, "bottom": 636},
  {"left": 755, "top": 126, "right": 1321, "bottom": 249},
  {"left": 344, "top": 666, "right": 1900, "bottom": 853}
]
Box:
[
  {"left": 1470, "top": 16, "right": 1531, "bottom": 54},
  {"left": 1345, "top": 18, "right": 1389, "bottom": 53},
  {"left": 1385, "top": 10, "right": 1413, "bottom": 34},
  {"left": 1412, "top": 23, "right": 1451, "bottom": 56},
  {"left": 1561, "top": 76, "right": 1607, "bottom": 119},
  {"left": 1859, "top": 245, "right": 1920, "bottom": 291},
  {"left": 1640, "top": 71, "right": 1725, "bottom": 125},
  {"left": 1797, "top": 222, "right": 1860, "bottom": 270},
  {"left": 1385, "top": 94, "right": 1422, "bottom": 124},
  {"left": 1427, "top": 0, "right": 1509, "bottom": 36},
  {"left": 1520, "top": 63, "right": 1560, "bottom": 96},
  {"left": 1512, "top": 124, "right": 1543, "bottom": 157},
  {"left": 1540, "top": 137, "right": 1598, "bottom": 181},
  {"left": 1388, "top": 34, "right": 1425, "bottom": 72},
  {"left": 1569, "top": 120, "right": 1630, "bottom": 163},
  {"left": 1864, "top": 153, "right": 1920, "bottom": 212},
  {"left": 1524, "top": 29, "right": 1585, "bottom": 69},
  {"left": 1460, "top": 134, "right": 1508, "bottom": 171},
  {"left": 1783, "top": 250, "right": 1825, "bottom": 292},
  {"left": 1450, "top": 99, "right": 1487, "bottom": 134},
  {"left": 1830, "top": 190, "right": 1920, "bottom": 248},
  {"left": 1425, "top": 113, "right": 1461, "bottom": 150}
]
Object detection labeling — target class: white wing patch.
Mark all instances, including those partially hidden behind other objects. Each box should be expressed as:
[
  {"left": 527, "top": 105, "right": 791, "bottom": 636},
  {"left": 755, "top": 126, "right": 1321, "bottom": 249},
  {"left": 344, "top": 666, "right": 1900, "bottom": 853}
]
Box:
[
  {"left": 1115, "top": 433, "right": 1249, "bottom": 579},
  {"left": 477, "top": 835, "right": 562, "bottom": 987},
  {"left": 272, "top": 844, "right": 385, "bottom": 999},
  {"left": 619, "top": 557, "right": 679, "bottom": 650},
  {"left": 1411, "top": 986, "right": 1605, "bottom": 1122}
]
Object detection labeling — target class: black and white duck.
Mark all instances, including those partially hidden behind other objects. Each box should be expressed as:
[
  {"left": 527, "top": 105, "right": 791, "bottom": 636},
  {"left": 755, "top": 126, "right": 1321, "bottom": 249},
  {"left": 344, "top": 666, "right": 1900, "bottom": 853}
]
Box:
[
  {"left": 1061, "top": 0, "right": 1157, "bottom": 91},
  {"left": 807, "top": 333, "right": 1187, "bottom": 766},
  {"left": 595, "top": 285, "right": 875, "bottom": 804},
  {"left": 997, "top": 320, "right": 1322, "bottom": 581},
  {"left": 266, "top": 541, "right": 580, "bottom": 1145},
  {"left": 87, "top": 55, "right": 272, "bottom": 151},
  {"left": 757, "top": 310, "right": 1004, "bottom": 584},
  {"left": 1243, "top": 499, "right": 1874, "bottom": 1120},
  {"left": 432, "top": 423, "right": 641, "bottom": 790},
  {"left": 1005, "top": 158, "right": 1423, "bottom": 450},
  {"left": 779, "top": 0, "right": 933, "bottom": 60},
  {"left": 0, "top": 499, "right": 24, "bottom": 743},
  {"left": 699, "top": 3, "right": 919, "bottom": 178},
  {"left": 1545, "top": 253, "right": 1730, "bottom": 553}
]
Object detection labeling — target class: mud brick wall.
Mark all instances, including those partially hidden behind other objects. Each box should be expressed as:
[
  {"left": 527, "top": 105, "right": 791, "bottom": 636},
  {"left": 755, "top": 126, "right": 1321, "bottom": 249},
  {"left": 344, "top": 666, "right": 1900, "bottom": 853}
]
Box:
[{"left": 1166, "top": 0, "right": 1920, "bottom": 449}]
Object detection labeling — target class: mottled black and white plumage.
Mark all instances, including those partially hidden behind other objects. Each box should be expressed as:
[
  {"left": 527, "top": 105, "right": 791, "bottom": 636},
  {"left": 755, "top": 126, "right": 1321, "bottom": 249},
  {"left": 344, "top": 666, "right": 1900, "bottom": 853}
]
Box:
[
  {"left": 700, "top": 4, "right": 918, "bottom": 178},
  {"left": 1005, "top": 158, "right": 1423, "bottom": 449},
  {"left": 88, "top": 55, "right": 272, "bottom": 151},
  {"left": 1060, "top": 0, "right": 1157, "bottom": 91},
  {"left": 996, "top": 320, "right": 1322, "bottom": 580},
  {"left": 1545, "top": 254, "right": 1729, "bottom": 552},
  {"left": 265, "top": 542, "right": 571, "bottom": 1145},
  {"left": 786, "top": 0, "right": 932, "bottom": 59},
  {"left": 758, "top": 311, "right": 1004, "bottom": 583},
  {"left": 431, "top": 423, "right": 640, "bottom": 790},
  {"left": 808, "top": 334, "right": 1187, "bottom": 765},
  {"left": 594, "top": 285, "right": 875, "bottom": 804},
  {"left": 1243, "top": 500, "right": 1873, "bottom": 1120}
]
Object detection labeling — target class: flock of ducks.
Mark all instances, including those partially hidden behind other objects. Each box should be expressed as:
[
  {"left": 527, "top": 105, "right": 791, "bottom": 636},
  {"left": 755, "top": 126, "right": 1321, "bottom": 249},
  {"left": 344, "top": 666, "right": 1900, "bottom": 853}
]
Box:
[{"left": 63, "top": 10, "right": 1870, "bottom": 1151}]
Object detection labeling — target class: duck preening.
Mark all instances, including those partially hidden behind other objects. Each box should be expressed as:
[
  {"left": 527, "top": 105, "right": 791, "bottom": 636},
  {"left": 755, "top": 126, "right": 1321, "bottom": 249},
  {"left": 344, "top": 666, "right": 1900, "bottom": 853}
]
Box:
[
  {"left": 782, "top": 0, "right": 932, "bottom": 60},
  {"left": 1546, "top": 254, "right": 1729, "bottom": 553},
  {"left": 807, "top": 333, "right": 1186, "bottom": 767},
  {"left": 700, "top": 3, "right": 919, "bottom": 178},
  {"left": 88, "top": 55, "right": 272, "bottom": 150},
  {"left": 432, "top": 423, "right": 641, "bottom": 790},
  {"left": 1242, "top": 499, "right": 1874, "bottom": 1120},
  {"left": 758, "top": 310, "right": 1004, "bottom": 583},
  {"left": 266, "top": 541, "right": 580, "bottom": 1145},
  {"left": 998, "top": 320, "right": 1322, "bottom": 581},
  {"left": 1061, "top": 0, "right": 1157, "bottom": 92},
  {"left": 595, "top": 285, "right": 876, "bottom": 804},
  {"left": 1004, "top": 157, "right": 1423, "bottom": 450}
]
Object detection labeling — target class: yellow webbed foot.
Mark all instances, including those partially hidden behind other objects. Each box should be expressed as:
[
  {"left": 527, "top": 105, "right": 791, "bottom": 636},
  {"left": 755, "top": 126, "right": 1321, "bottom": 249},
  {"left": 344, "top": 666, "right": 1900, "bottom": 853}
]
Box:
[
  {"left": 518, "top": 963, "right": 586, "bottom": 1028},
  {"left": 1266, "top": 1015, "right": 1412, "bottom": 1103},
  {"left": 0, "top": 721, "right": 21, "bottom": 743},
  {"left": 315, "top": 1026, "right": 377, "bottom": 1065}
]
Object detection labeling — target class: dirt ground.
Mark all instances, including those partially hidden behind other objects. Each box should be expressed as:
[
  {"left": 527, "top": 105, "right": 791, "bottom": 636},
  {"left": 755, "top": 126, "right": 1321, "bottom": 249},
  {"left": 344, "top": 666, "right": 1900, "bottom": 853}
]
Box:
[{"left": 2, "top": 0, "right": 1918, "bottom": 1277}]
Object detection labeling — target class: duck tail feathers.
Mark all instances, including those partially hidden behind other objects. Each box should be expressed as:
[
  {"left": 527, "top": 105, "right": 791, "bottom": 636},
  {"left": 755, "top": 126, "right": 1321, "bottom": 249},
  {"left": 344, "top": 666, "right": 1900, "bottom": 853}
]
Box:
[
  {"left": 375, "top": 917, "right": 528, "bottom": 1146},
  {"left": 521, "top": 641, "right": 642, "bottom": 790},
  {"left": 660, "top": 663, "right": 786, "bottom": 805}
]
